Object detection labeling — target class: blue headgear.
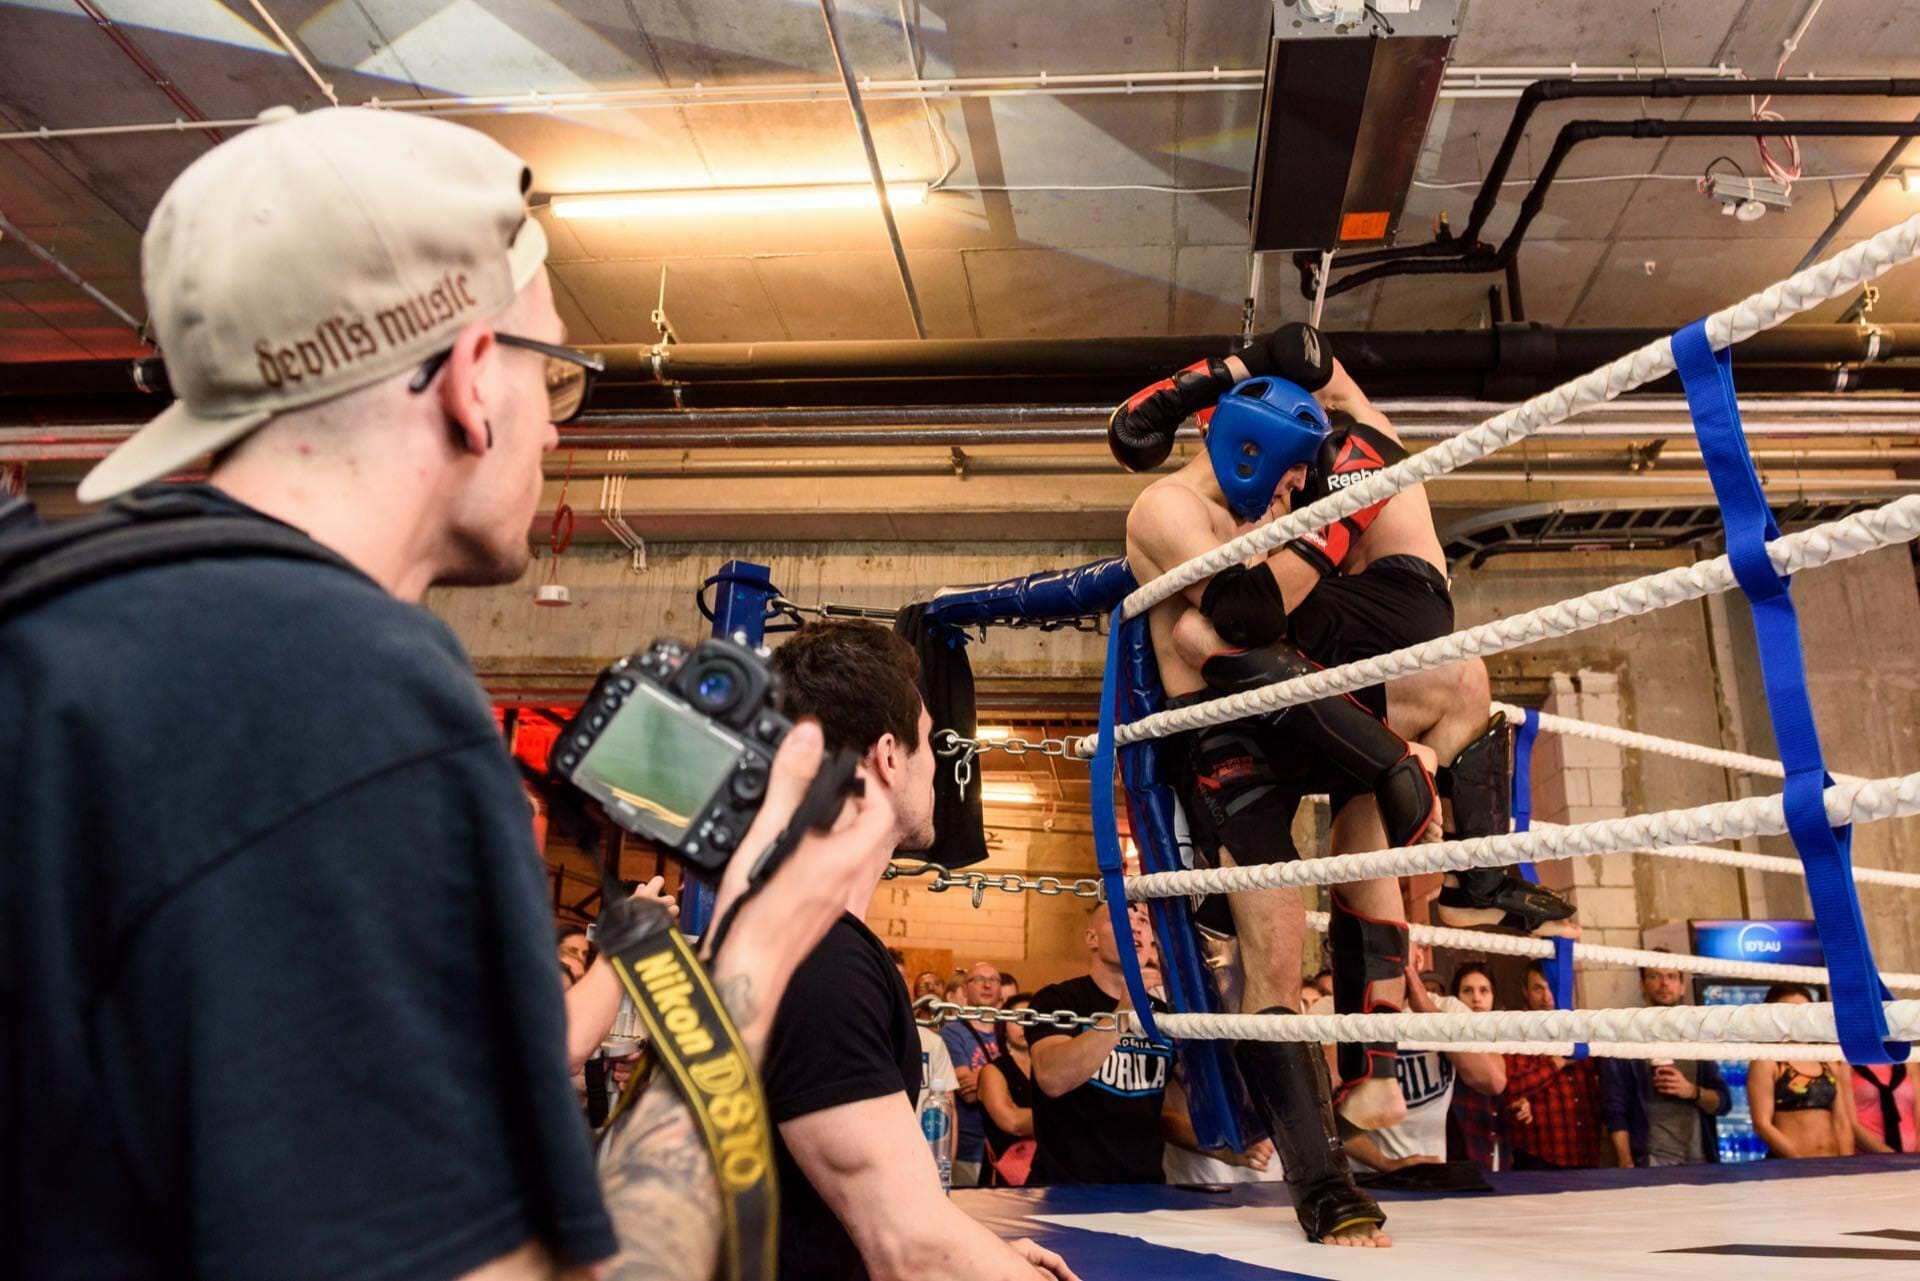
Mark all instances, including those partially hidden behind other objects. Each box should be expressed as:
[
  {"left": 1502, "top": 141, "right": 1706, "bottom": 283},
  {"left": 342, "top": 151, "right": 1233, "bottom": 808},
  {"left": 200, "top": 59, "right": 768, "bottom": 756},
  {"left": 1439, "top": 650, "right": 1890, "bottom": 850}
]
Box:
[{"left": 1206, "top": 376, "right": 1330, "bottom": 521}]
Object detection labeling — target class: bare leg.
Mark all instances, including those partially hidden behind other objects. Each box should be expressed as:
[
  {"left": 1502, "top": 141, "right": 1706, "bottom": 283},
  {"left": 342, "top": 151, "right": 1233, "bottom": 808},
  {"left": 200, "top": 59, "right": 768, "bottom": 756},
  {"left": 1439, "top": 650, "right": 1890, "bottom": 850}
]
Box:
[
  {"left": 1384, "top": 655, "right": 1489, "bottom": 762},
  {"left": 1220, "top": 861, "right": 1306, "bottom": 1016}
]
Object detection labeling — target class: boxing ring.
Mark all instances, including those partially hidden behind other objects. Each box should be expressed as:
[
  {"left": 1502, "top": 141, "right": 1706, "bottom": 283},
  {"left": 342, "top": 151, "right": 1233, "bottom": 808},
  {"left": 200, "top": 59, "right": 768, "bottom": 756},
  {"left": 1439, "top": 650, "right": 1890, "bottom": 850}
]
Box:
[
  {"left": 705, "top": 213, "right": 1920, "bottom": 1273},
  {"left": 957, "top": 1154, "right": 1920, "bottom": 1280}
]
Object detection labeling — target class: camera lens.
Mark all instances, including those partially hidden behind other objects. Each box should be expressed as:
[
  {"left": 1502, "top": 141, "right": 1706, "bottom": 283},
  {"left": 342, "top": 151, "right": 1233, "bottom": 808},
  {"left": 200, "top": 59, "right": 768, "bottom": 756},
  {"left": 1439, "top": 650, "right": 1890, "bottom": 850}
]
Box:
[{"left": 693, "top": 664, "right": 740, "bottom": 712}]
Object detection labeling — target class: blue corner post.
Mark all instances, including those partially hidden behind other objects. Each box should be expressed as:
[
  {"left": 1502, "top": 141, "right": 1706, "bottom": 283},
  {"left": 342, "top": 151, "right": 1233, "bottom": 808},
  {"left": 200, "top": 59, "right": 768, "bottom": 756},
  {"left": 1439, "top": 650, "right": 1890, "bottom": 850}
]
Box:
[{"left": 683, "top": 559, "right": 778, "bottom": 937}]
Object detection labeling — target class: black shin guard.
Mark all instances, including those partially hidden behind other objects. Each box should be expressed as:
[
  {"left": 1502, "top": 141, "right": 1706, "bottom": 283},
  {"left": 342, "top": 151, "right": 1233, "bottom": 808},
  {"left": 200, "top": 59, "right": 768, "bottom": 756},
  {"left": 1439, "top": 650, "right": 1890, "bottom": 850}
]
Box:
[
  {"left": 1328, "top": 893, "right": 1407, "bottom": 1098},
  {"left": 1436, "top": 713, "right": 1576, "bottom": 933},
  {"left": 1200, "top": 646, "right": 1437, "bottom": 847},
  {"left": 1438, "top": 712, "right": 1512, "bottom": 838},
  {"left": 1234, "top": 1017, "right": 1384, "bottom": 1243}
]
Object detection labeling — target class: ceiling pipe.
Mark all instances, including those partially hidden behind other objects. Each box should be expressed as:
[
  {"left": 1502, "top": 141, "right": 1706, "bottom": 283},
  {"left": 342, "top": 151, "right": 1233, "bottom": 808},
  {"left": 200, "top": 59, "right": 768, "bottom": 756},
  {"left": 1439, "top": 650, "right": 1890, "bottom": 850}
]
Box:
[
  {"left": 1793, "top": 108, "right": 1920, "bottom": 272},
  {"left": 0, "top": 65, "right": 1753, "bottom": 146},
  {"left": 10, "top": 325, "right": 1920, "bottom": 420},
  {"left": 818, "top": 0, "right": 928, "bottom": 340},
  {"left": 70, "top": 0, "right": 227, "bottom": 146},
  {"left": 588, "top": 324, "right": 1920, "bottom": 383},
  {"left": 1319, "top": 77, "right": 1920, "bottom": 286},
  {"left": 9, "top": 409, "right": 1917, "bottom": 464},
  {"left": 0, "top": 213, "right": 148, "bottom": 339},
  {"left": 1324, "top": 117, "right": 1920, "bottom": 299}
]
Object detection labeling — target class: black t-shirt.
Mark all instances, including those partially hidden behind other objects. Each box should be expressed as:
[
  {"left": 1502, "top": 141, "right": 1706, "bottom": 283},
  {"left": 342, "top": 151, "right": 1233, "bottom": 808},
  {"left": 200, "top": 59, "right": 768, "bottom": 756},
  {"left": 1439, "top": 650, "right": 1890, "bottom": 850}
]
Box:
[
  {"left": 981, "top": 1051, "right": 1035, "bottom": 1183},
  {"left": 0, "top": 485, "right": 615, "bottom": 1280},
  {"left": 761, "top": 912, "right": 920, "bottom": 1281},
  {"left": 1027, "top": 975, "right": 1173, "bottom": 1186}
]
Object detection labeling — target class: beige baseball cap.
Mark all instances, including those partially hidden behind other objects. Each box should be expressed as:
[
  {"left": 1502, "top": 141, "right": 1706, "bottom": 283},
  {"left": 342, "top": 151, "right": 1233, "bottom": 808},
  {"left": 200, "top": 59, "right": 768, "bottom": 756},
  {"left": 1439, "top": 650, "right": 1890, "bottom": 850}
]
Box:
[{"left": 78, "top": 105, "right": 549, "bottom": 504}]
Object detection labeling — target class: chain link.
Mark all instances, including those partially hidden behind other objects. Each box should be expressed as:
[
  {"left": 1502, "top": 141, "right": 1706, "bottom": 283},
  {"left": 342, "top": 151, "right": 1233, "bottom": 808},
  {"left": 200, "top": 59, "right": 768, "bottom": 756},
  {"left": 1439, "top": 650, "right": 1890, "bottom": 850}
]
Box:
[
  {"left": 913, "top": 997, "right": 1124, "bottom": 1033},
  {"left": 885, "top": 859, "right": 1104, "bottom": 908},
  {"left": 932, "top": 729, "right": 1088, "bottom": 802}
]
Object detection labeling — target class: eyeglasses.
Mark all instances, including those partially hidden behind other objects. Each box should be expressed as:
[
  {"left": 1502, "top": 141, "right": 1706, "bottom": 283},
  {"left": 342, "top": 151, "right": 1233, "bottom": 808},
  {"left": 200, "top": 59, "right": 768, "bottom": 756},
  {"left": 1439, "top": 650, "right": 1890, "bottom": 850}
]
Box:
[{"left": 409, "top": 333, "right": 605, "bottom": 424}]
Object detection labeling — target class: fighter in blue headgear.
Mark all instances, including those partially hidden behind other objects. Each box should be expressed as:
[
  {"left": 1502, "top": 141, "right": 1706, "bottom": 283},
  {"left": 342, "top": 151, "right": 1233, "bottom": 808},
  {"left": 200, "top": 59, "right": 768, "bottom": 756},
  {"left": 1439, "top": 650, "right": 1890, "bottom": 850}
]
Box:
[{"left": 1205, "top": 376, "right": 1331, "bottom": 522}]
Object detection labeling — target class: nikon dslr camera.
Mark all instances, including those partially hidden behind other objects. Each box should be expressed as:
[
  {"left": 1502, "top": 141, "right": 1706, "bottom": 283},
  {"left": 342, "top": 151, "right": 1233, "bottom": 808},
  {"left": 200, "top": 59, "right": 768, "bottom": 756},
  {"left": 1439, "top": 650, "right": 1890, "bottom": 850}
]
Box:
[{"left": 550, "top": 636, "right": 861, "bottom": 883}]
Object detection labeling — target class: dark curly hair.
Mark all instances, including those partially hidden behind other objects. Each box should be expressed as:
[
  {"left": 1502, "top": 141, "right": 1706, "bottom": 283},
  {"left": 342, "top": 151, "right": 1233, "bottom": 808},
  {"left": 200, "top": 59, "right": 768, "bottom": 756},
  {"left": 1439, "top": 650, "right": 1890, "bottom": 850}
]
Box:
[{"left": 770, "top": 621, "right": 924, "bottom": 757}]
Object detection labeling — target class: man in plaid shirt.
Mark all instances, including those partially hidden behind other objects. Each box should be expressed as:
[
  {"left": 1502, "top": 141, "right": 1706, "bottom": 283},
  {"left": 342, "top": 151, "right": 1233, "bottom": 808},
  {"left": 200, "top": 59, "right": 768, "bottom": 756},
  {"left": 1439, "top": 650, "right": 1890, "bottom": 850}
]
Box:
[{"left": 1502, "top": 962, "right": 1602, "bottom": 1169}]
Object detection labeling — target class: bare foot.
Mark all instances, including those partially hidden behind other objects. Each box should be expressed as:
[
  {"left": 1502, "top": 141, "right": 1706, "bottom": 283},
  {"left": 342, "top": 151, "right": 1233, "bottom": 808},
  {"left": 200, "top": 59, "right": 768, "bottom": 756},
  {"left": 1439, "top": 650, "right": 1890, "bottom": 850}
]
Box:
[
  {"left": 1336, "top": 1076, "right": 1406, "bottom": 1131},
  {"left": 1325, "top": 1222, "right": 1393, "bottom": 1248}
]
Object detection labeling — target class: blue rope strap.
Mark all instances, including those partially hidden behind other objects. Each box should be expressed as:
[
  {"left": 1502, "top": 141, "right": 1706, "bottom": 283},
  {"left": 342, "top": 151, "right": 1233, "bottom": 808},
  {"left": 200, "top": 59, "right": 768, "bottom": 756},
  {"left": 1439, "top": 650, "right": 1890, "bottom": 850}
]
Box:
[
  {"left": 1545, "top": 935, "right": 1587, "bottom": 1059},
  {"left": 1512, "top": 706, "right": 1542, "bottom": 883},
  {"left": 1672, "top": 319, "right": 1904, "bottom": 1066}
]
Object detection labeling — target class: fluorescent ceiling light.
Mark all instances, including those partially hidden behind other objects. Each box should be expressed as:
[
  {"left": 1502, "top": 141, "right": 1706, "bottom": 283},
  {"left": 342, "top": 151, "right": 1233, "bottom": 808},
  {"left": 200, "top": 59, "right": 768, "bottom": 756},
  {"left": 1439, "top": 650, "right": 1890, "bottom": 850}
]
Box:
[
  {"left": 975, "top": 726, "right": 1013, "bottom": 742},
  {"left": 550, "top": 182, "right": 928, "bottom": 219},
  {"left": 1903, "top": 169, "right": 1920, "bottom": 194},
  {"left": 979, "top": 781, "right": 1039, "bottom": 806}
]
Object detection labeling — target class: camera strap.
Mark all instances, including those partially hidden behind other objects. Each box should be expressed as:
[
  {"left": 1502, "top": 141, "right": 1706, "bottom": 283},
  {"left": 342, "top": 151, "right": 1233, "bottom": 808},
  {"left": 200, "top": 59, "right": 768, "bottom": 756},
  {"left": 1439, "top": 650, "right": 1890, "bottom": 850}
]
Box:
[{"left": 596, "top": 894, "right": 778, "bottom": 1281}]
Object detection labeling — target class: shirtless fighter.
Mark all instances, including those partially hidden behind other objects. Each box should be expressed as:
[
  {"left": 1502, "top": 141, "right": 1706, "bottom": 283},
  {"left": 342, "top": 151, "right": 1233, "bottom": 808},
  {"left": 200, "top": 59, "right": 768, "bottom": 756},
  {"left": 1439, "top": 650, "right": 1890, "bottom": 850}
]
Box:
[
  {"left": 1121, "top": 322, "right": 1566, "bottom": 1129},
  {"left": 1120, "top": 342, "right": 1438, "bottom": 1247}
]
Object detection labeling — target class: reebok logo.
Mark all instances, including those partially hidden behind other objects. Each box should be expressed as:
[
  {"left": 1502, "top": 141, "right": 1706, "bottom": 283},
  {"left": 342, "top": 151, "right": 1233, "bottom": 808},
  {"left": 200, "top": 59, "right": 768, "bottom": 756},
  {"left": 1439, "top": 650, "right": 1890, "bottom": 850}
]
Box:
[
  {"left": 1334, "top": 437, "right": 1385, "bottom": 473},
  {"left": 1300, "top": 327, "right": 1321, "bottom": 369}
]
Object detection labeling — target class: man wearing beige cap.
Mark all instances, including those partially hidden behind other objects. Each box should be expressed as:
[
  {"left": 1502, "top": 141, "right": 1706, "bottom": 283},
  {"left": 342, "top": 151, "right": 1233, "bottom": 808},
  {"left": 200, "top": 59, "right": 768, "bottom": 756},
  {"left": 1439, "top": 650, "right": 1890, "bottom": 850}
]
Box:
[
  {"left": 0, "top": 104, "right": 620, "bottom": 1281},
  {"left": 0, "top": 105, "right": 912, "bottom": 1281}
]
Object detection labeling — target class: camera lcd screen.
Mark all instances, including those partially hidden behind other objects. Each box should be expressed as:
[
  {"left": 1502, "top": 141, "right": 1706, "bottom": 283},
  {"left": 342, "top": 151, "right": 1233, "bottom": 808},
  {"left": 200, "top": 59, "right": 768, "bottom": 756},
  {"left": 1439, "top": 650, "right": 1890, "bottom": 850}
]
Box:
[{"left": 571, "top": 684, "right": 745, "bottom": 841}]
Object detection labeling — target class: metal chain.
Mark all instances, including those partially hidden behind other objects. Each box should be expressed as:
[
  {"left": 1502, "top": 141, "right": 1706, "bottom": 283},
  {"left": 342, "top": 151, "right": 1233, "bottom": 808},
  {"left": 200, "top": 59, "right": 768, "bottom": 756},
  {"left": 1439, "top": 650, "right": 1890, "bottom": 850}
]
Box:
[
  {"left": 913, "top": 997, "right": 1123, "bottom": 1033},
  {"left": 885, "top": 858, "right": 1104, "bottom": 907},
  {"left": 932, "top": 729, "right": 1088, "bottom": 801},
  {"left": 1003, "top": 614, "right": 1106, "bottom": 634}
]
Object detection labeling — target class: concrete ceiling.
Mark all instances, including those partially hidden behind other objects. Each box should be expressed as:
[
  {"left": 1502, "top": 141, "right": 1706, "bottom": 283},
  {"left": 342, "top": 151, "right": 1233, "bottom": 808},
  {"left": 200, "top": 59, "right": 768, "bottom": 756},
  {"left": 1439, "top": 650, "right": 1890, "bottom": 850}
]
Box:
[{"left": 5, "top": 0, "right": 1920, "bottom": 365}]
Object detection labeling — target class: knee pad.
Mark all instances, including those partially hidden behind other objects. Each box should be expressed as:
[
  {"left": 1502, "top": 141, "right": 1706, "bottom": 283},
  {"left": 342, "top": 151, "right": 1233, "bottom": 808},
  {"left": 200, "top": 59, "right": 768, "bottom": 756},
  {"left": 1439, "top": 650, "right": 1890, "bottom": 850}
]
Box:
[
  {"left": 1180, "top": 723, "right": 1303, "bottom": 869},
  {"left": 1200, "top": 645, "right": 1437, "bottom": 849},
  {"left": 1438, "top": 712, "right": 1511, "bottom": 839},
  {"left": 1328, "top": 894, "right": 1407, "bottom": 1091}
]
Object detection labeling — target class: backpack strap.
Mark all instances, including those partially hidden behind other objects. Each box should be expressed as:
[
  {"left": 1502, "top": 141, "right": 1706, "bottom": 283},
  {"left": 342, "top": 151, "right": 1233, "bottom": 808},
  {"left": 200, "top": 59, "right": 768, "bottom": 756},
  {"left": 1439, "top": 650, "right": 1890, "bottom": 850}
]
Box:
[{"left": 0, "top": 514, "right": 359, "bottom": 622}]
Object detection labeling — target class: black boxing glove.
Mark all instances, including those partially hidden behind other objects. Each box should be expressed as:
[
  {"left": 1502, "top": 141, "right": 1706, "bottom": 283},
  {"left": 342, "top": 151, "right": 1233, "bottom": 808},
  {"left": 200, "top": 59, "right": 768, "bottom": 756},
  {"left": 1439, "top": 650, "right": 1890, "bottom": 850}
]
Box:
[
  {"left": 1237, "top": 322, "right": 1333, "bottom": 393},
  {"left": 1285, "top": 416, "right": 1409, "bottom": 576},
  {"left": 1108, "top": 355, "right": 1238, "bottom": 472}
]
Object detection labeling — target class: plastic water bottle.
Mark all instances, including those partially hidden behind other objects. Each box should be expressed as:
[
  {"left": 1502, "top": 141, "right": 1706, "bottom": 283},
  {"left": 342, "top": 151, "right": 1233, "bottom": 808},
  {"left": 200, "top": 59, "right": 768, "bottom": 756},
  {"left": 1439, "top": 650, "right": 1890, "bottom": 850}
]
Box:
[{"left": 919, "top": 1085, "right": 957, "bottom": 1193}]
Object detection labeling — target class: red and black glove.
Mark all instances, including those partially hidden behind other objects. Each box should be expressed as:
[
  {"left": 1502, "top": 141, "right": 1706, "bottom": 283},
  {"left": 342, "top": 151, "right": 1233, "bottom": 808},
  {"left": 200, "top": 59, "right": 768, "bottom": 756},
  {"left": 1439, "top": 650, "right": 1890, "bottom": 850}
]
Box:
[
  {"left": 1107, "top": 322, "right": 1332, "bottom": 473},
  {"left": 1108, "top": 356, "right": 1237, "bottom": 472},
  {"left": 1286, "top": 415, "right": 1408, "bottom": 576}
]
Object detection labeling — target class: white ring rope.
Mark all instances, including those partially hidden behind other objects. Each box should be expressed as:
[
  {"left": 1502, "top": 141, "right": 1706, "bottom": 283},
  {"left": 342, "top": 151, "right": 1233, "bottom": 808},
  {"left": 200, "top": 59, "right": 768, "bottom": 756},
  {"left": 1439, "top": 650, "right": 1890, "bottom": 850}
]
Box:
[
  {"left": 1119, "top": 212, "right": 1920, "bottom": 620},
  {"left": 1490, "top": 701, "right": 1795, "bottom": 779},
  {"left": 1299, "top": 911, "right": 1920, "bottom": 991},
  {"left": 1146, "top": 999, "right": 1920, "bottom": 1046},
  {"left": 1097, "top": 495, "right": 1920, "bottom": 750},
  {"left": 1402, "top": 1041, "right": 1850, "bottom": 1062},
  {"left": 1521, "top": 817, "right": 1920, "bottom": 891},
  {"left": 1125, "top": 770, "right": 1920, "bottom": 899}
]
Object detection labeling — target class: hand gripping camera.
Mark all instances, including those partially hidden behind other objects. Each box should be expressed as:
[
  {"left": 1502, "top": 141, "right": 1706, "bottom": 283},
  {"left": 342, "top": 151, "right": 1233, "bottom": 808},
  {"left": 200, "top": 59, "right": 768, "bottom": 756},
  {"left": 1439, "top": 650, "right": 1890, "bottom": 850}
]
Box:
[{"left": 550, "top": 636, "right": 863, "bottom": 884}]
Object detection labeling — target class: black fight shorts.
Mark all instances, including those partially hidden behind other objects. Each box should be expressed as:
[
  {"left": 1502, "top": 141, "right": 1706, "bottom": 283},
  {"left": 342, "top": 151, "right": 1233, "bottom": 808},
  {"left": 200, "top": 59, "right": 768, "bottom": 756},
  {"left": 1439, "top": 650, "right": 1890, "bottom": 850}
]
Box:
[{"left": 1286, "top": 554, "right": 1453, "bottom": 720}]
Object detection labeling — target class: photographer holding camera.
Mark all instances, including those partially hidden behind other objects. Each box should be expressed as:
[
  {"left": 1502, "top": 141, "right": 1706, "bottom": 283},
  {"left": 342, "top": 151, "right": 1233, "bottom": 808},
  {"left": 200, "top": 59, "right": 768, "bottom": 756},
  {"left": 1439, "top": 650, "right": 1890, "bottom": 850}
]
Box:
[
  {"left": 1, "top": 107, "right": 894, "bottom": 1281},
  {"left": 746, "top": 622, "right": 1079, "bottom": 1281}
]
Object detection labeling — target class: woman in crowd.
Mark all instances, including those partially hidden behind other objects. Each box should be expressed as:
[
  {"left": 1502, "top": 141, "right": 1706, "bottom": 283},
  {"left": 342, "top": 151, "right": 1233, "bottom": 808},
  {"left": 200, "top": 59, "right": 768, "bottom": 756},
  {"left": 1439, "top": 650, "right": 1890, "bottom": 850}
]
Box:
[
  {"left": 977, "top": 993, "right": 1038, "bottom": 1187},
  {"left": 1447, "top": 963, "right": 1505, "bottom": 1170},
  {"left": 1748, "top": 984, "right": 1859, "bottom": 1160},
  {"left": 1851, "top": 1061, "right": 1915, "bottom": 1154}
]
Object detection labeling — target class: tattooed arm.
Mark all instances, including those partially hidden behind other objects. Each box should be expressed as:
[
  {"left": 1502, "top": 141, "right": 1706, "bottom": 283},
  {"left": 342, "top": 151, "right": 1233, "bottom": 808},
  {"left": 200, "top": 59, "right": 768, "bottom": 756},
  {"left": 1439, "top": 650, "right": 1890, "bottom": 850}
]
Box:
[
  {"left": 595, "top": 722, "right": 897, "bottom": 1281},
  {"left": 598, "top": 1074, "right": 724, "bottom": 1281}
]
